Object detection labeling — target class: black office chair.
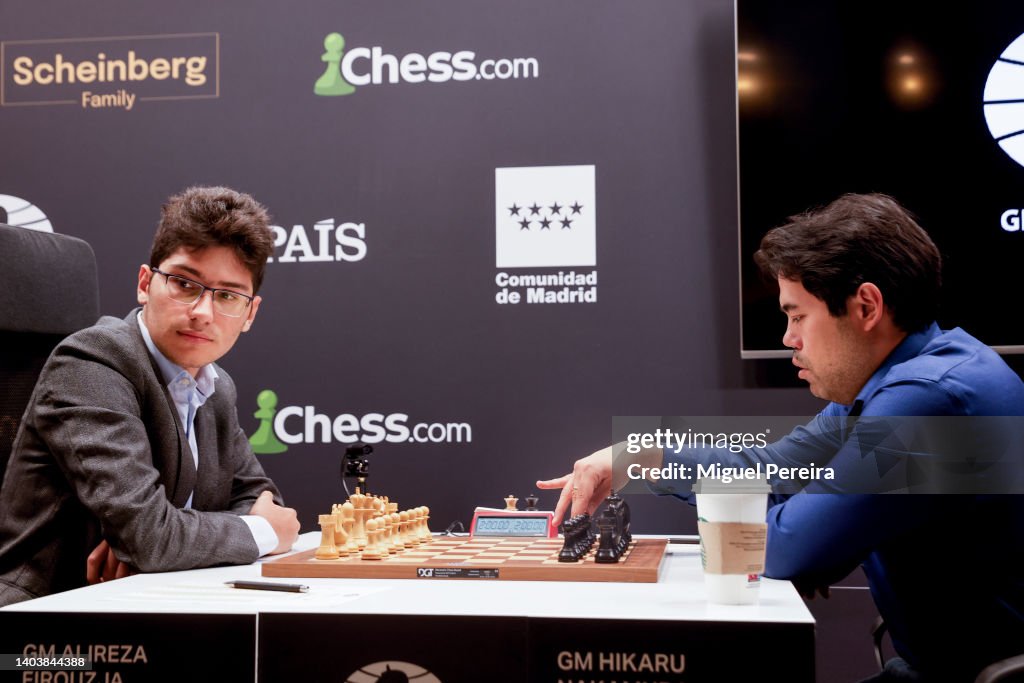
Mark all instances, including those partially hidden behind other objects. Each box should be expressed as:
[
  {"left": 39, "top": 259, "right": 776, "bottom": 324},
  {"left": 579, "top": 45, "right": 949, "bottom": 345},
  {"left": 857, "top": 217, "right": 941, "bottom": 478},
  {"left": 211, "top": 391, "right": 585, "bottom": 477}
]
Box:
[
  {"left": 975, "top": 657, "right": 1024, "bottom": 683},
  {"left": 0, "top": 223, "right": 99, "bottom": 480},
  {"left": 873, "top": 618, "right": 1024, "bottom": 683}
]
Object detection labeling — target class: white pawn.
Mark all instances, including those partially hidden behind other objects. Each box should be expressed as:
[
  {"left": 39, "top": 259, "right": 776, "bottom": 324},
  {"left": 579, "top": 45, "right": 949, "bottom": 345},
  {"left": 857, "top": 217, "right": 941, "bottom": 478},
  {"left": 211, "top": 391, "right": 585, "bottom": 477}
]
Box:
[
  {"left": 331, "top": 508, "right": 350, "bottom": 558},
  {"left": 341, "top": 502, "right": 359, "bottom": 554},
  {"left": 409, "top": 507, "right": 422, "bottom": 545},
  {"left": 361, "top": 518, "right": 382, "bottom": 560},
  {"left": 419, "top": 506, "right": 432, "bottom": 543},
  {"left": 350, "top": 493, "right": 368, "bottom": 550},
  {"left": 378, "top": 515, "right": 391, "bottom": 558},
  {"left": 400, "top": 510, "right": 414, "bottom": 549},
  {"left": 390, "top": 512, "right": 404, "bottom": 553},
  {"left": 412, "top": 507, "right": 426, "bottom": 545}
]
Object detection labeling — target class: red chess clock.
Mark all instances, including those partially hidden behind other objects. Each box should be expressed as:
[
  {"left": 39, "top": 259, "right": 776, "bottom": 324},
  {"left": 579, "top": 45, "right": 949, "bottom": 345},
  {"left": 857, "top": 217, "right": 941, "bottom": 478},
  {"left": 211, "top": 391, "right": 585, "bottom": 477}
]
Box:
[{"left": 469, "top": 507, "right": 557, "bottom": 539}]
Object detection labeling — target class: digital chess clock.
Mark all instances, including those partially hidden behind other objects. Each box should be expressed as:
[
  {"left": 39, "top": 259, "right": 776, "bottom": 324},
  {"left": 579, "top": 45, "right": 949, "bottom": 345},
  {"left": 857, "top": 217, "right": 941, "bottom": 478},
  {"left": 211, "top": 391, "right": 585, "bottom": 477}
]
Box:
[{"left": 470, "top": 507, "right": 557, "bottom": 538}]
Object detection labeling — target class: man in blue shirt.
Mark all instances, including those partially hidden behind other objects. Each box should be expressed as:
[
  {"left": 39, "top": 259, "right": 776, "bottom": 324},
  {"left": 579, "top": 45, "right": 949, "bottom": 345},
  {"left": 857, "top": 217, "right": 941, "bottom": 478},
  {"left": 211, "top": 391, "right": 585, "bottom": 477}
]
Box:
[{"left": 539, "top": 193, "right": 1024, "bottom": 681}]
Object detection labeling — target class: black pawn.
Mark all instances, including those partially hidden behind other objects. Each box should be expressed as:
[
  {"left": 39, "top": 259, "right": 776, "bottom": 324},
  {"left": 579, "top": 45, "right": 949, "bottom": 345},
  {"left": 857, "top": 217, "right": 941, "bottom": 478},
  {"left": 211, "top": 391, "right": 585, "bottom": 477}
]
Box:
[{"left": 595, "top": 507, "right": 618, "bottom": 563}]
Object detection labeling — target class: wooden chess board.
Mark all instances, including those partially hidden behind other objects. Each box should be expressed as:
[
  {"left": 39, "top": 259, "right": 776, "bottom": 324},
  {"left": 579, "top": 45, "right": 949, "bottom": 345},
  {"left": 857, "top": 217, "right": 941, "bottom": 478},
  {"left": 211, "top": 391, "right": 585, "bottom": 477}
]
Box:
[{"left": 262, "top": 537, "right": 668, "bottom": 583}]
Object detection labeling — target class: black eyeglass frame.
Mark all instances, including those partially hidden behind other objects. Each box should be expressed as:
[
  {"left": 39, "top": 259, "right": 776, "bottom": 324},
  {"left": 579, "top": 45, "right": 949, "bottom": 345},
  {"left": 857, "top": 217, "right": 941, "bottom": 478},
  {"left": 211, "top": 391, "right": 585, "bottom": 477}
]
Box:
[{"left": 150, "top": 267, "right": 255, "bottom": 318}]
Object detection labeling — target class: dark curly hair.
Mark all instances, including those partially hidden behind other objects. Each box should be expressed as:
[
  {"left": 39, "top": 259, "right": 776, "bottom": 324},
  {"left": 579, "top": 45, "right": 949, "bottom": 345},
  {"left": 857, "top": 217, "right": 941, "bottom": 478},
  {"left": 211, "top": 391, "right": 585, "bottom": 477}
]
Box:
[
  {"left": 754, "top": 193, "right": 941, "bottom": 333},
  {"left": 149, "top": 186, "right": 274, "bottom": 293}
]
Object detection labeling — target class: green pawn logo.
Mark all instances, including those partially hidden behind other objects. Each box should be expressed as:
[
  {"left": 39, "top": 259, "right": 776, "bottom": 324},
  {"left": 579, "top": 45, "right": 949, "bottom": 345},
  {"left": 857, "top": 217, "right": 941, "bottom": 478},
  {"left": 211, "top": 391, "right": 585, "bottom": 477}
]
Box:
[
  {"left": 314, "top": 32, "right": 356, "bottom": 96},
  {"left": 249, "top": 389, "right": 288, "bottom": 454}
]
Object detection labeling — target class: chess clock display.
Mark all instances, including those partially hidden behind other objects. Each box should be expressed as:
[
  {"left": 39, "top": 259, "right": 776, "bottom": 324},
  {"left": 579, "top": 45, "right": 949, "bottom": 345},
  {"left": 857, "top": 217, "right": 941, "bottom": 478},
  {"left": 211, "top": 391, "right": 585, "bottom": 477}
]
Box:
[{"left": 470, "top": 508, "right": 557, "bottom": 538}]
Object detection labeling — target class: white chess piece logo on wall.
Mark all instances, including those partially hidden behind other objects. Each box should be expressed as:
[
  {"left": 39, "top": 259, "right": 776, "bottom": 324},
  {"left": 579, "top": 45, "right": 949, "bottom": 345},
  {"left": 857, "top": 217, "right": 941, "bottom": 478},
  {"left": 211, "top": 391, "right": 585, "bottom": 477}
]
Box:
[
  {"left": 0, "top": 194, "right": 53, "bottom": 232},
  {"left": 984, "top": 32, "right": 1024, "bottom": 168}
]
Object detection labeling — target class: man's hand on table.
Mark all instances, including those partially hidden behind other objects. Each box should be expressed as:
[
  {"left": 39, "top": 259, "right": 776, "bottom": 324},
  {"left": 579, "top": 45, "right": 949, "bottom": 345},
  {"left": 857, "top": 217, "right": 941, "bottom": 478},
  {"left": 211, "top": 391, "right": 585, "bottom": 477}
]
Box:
[
  {"left": 249, "top": 490, "right": 300, "bottom": 554},
  {"left": 86, "top": 539, "right": 134, "bottom": 584}
]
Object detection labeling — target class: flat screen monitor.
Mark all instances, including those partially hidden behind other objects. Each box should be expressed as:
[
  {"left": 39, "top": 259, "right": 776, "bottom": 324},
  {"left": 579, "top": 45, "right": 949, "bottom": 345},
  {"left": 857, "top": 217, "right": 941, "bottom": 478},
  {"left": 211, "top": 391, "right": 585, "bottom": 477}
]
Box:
[{"left": 737, "top": 0, "right": 1024, "bottom": 357}]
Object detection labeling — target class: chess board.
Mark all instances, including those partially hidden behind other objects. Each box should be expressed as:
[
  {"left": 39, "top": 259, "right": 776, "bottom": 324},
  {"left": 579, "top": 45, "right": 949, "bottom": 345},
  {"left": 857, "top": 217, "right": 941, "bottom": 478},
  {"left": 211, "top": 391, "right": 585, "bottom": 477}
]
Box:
[{"left": 262, "top": 537, "right": 668, "bottom": 583}]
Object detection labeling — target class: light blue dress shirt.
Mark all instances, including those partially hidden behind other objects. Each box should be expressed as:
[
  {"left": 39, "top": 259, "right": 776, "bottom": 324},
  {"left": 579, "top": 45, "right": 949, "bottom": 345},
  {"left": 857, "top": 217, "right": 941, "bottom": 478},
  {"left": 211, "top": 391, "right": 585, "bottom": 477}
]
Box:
[{"left": 138, "top": 313, "right": 277, "bottom": 556}]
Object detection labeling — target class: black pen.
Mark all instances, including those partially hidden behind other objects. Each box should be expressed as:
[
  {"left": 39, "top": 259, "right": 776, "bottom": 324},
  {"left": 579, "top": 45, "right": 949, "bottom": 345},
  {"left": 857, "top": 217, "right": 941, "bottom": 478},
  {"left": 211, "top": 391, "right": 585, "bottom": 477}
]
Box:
[{"left": 225, "top": 580, "right": 309, "bottom": 593}]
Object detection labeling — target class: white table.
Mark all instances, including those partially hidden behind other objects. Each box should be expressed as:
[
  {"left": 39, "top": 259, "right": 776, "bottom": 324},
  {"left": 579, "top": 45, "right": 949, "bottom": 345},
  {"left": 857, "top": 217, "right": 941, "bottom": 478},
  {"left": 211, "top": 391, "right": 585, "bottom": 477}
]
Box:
[{"left": 1, "top": 533, "right": 814, "bottom": 682}]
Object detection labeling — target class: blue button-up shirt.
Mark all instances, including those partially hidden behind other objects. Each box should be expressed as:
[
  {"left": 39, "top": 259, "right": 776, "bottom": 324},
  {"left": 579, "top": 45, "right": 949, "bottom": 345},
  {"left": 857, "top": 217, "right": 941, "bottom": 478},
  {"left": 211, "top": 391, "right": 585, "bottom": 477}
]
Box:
[{"left": 664, "top": 323, "right": 1024, "bottom": 677}]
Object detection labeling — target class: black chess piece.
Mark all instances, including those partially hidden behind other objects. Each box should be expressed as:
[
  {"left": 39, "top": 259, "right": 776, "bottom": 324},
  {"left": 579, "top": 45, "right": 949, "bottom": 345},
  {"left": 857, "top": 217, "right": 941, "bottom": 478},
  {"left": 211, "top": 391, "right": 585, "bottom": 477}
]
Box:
[
  {"left": 558, "top": 513, "right": 593, "bottom": 562},
  {"left": 572, "top": 516, "right": 587, "bottom": 559},
  {"left": 603, "top": 492, "right": 631, "bottom": 556},
  {"left": 618, "top": 496, "right": 632, "bottom": 553},
  {"left": 585, "top": 517, "right": 597, "bottom": 555},
  {"left": 595, "top": 506, "right": 619, "bottom": 563},
  {"left": 570, "top": 514, "right": 586, "bottom": 560},
  {"left": 525, "top": 495, "right": 539, "bottom": 511},
  {"left": 558, "top": 517, "right": 577, "bottom": 562},
  {"left": 578, "top": 513, "right": 596, "bottom": 559}
]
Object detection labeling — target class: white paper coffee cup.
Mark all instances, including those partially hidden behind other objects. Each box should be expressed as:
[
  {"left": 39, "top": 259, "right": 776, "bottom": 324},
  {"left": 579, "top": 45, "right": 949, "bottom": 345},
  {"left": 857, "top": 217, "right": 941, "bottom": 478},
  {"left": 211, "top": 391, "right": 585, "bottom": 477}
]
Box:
[{"left": 692, "top": 477, "right": 770, "bottom": 605}]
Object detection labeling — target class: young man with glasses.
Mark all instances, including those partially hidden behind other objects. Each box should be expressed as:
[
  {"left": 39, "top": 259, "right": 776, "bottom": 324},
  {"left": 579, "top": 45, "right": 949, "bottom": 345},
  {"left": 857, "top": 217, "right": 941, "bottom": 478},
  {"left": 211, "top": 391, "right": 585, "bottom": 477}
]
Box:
[{"left": 0, "top": 186, "right": 299, "bottom": 606}]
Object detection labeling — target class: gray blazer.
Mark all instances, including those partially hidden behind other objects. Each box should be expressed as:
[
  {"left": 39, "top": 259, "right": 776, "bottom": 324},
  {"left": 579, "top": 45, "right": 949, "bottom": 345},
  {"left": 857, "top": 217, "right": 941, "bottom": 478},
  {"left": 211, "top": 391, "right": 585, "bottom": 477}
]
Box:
[{"left": 0, "top": 309, "right": 280, "bottom": 605}]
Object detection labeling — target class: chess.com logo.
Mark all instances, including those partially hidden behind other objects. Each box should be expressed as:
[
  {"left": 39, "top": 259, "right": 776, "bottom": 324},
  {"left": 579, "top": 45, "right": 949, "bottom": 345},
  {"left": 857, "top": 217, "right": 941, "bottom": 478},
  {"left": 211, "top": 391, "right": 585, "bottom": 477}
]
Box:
[
  {"left": 267, "top": 218, "right": 367, "bottom": 263},
  {"left": 984, "top": 31, "right": 1024, "bottom": 168},
  {"left": 494, "top": 165, "right": 598, "bottom": 305},
  {"left": 313, "top": 31, "right": 539, "bottom": 96},
  {"left": 0, "top": 194, "right": 53, "bottom": 232},
  {"left": 346, "top": 660, "right": 441, "bottom": 683},
  {"left": 248, "top": 389, "right": 472, "bottom": 454}
]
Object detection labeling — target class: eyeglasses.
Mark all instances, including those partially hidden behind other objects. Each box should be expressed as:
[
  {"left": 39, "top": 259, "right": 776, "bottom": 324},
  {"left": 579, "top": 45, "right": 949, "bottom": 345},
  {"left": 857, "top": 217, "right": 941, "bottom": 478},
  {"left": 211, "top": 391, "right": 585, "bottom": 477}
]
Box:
[{"left": 151, "top": 268, "right": 254, "bottom": 318}]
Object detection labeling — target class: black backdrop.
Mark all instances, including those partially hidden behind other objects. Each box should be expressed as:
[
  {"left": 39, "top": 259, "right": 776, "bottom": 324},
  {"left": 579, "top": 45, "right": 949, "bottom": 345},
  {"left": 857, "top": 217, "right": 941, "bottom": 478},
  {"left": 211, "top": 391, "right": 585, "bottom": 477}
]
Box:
[
  {"left": 738, "top": 0, "right": 1024, "bottom": 355},
  {"left": 0, "top": 0, "right": 827, "bottom": 533}
]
